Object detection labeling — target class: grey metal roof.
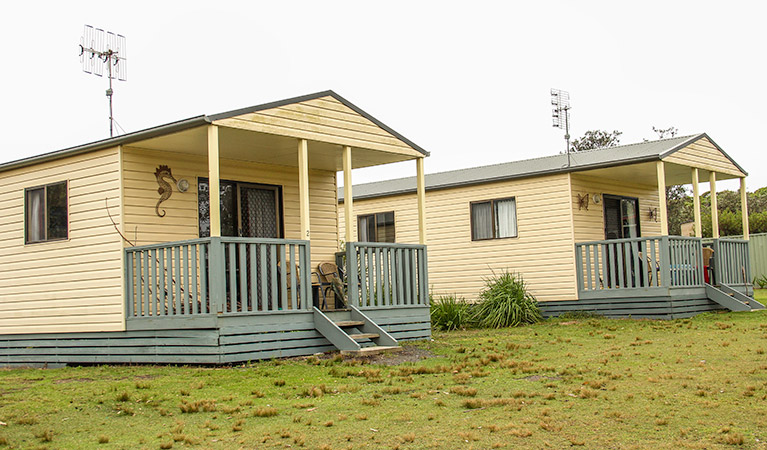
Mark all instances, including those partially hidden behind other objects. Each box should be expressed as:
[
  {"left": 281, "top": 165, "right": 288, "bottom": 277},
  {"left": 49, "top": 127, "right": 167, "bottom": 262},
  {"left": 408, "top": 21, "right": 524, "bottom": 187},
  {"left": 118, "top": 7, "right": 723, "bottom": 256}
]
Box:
[
  {"left": 340, "top": 133, "right": 741, "bottom": 201},
  {"left": 0, "top": 90, "right": 427, "bottom": 174}
]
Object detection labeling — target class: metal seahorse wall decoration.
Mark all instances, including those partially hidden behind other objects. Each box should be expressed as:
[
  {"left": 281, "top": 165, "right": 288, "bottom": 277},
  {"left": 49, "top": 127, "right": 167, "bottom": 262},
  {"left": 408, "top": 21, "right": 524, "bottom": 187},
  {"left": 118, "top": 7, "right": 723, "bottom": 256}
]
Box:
[{"left": 154, "top": 165, "right": 178, "bottom": 217}]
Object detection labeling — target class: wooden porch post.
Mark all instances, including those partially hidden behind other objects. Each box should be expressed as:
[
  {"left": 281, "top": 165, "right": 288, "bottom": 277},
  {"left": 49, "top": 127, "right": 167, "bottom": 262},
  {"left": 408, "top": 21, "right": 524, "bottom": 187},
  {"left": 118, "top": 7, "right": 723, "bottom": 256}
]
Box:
[
  {"left": 208, "top": 125, "right": 221, "bottom": 237},
  {"left": 207, "top": 125, "right": 225, "bottom": 313},
  {"left": 741, "top": 177, "right": 750, "bottom": 240},
  {"left": 656, "top": 161, "right": 669, "bottom": 236},
  {"left": 343, "top": 146, "right": 354, "bottom": 245},
  {"left": 691, "top": 168, "right": 702, "bottom": 237},
  {"left": 298, "top": 139, "right": 310, "bottom": 240},
  {"left": 416, "top": 157, "right": 427, "bottom": 245},
  {"left": 710, "top": 172, "right": 719, "bottom": 239}
]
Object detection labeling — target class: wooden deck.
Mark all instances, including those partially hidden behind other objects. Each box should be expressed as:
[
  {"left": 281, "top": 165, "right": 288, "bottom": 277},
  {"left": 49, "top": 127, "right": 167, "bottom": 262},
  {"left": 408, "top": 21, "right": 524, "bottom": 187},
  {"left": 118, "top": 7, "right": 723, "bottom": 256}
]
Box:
[
  {"left": 542, "top": 236, "right": 759, "bottom": 319},
  {"left": 1, "top": 239, "right": 431, "bottom": 366}
]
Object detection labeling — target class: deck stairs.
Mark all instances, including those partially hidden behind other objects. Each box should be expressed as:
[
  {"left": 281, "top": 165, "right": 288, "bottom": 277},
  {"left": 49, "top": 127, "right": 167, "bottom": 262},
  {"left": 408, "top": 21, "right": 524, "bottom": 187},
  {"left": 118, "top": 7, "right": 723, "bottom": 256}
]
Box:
[
  {"left": 313, "top": 306, "right": 400, "bottom": 355},
  {"left": 705, "top": 284, "right": 765, "bottom": 312}
]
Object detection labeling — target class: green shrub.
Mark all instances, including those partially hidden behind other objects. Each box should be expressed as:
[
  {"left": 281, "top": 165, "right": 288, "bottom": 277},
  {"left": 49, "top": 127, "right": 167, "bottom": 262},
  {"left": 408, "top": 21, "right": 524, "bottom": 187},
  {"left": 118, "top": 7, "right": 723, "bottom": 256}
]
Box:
[
  {"left": 755, "top": 275, "right": 767, "bottom": 289},
  {"left": 472, "top": 271, "right": 541, "bottom": 328},
  {"left": 430, "top": 295, "right": 471, "bottom": 331}
]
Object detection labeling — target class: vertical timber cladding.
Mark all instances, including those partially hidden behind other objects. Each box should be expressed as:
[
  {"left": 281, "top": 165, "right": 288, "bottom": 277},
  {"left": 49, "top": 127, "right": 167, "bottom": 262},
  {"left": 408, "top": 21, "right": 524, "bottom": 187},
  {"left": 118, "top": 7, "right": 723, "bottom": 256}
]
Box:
[
  {"left": 341, "top": 173, "right": 577, "bottom": 302},
  {"left": 121, "top": 147, "right": 339, "bottom": 268},
  {"left": 0, "top": 148, "right": 124, "bottom": 335}
]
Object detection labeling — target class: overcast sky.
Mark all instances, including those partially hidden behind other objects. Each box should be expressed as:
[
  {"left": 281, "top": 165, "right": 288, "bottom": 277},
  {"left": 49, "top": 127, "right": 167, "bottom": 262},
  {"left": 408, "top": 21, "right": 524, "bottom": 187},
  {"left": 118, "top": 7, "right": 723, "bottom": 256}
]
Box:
[{"left": 1, "top": 1, "right": 763, "bottom": 191}]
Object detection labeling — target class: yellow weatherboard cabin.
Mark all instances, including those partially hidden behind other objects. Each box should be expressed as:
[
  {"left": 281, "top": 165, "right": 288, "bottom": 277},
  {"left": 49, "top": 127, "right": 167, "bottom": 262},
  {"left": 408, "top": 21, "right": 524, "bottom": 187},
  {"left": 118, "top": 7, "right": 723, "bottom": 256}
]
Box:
[
  {"left": 0, "top": 91, "right": 431, "bottom": 366},
  {"left": 341, "top": 134, "right": 762, "bottom": 317}
]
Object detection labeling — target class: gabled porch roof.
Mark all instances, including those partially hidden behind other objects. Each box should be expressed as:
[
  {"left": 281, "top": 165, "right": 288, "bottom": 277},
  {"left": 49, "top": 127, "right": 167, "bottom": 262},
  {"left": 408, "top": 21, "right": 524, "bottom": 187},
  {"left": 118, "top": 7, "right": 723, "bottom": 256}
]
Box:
[
  {"left": 340, "top": 133, "right": 745, "bottom": 201},
  {"left": 0, "top": 90, "right": 428, "bottom": 173}
]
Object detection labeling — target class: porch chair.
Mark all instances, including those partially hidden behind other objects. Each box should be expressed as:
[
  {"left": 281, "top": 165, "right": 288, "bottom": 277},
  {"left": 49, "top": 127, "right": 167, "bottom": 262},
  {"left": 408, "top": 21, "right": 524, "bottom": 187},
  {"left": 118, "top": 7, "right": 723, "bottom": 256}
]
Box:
[
  {"left": 702, "top": 247, "right": 714, "bottom": 284},
  {"left": 643, "top": 254, "right": 661, "bottom": 287},
  {"left": 282, "top": 263, "right": 326, "bottom": 310},
  {"left": 317, "top": 262, "right": 347, "bottom": 309}
]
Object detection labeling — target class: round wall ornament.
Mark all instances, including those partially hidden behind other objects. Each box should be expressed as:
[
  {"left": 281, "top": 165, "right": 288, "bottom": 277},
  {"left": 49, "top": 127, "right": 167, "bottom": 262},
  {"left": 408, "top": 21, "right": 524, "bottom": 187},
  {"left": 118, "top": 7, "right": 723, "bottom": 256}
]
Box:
[{"left": 177, "top": 178, "right": 190, "bottom": 193}]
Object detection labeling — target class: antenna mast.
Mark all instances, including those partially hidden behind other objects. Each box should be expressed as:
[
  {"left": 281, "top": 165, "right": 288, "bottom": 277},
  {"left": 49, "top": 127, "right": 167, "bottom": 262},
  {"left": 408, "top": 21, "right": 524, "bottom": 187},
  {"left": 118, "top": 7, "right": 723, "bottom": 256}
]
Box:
[
  {"left": 79, "top": 25, "right": 128, "bottom": 137},
  {"left": 551, "top": 88, "right": 571, "bottom": 167}
]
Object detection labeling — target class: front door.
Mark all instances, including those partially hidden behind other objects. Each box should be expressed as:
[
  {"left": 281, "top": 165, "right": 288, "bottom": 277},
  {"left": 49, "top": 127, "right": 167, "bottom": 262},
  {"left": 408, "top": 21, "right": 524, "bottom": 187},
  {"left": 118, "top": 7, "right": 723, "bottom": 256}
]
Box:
[
  {"left": 603, "top": 195, "right": 641, "bottom": 287},
  {"left": 198, "top": 178, "right": 282, "bottom": 238},
  {"left": 603, "top": 195, "right": 640, "bottom": 240},
  {"left": 238, "top": 185, "right": 280, "bottom": 238}
]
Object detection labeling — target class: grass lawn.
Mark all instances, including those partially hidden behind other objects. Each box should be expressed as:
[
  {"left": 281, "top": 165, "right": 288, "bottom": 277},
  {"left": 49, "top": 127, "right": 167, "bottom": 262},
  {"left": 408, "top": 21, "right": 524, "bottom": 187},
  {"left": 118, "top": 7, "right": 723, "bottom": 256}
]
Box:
[
  {"left": 754, "top": 288, "right": 766, "bottom": 305},
  {"left": 2, "top": 307, "right": 767, "bottom": 450}
]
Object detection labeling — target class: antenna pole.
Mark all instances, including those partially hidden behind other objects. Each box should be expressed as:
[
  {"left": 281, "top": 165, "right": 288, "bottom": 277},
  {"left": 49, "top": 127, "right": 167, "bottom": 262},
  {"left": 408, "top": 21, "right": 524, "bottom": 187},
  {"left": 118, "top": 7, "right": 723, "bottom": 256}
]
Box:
[
  {"left": 550, "top": 88, "right": 572, "bottom": 168},
  {"left": 79, "top": 26, "right": 127, "bottom": 138},
  {"left": 106, "top": 50, "right": 114, "bottom": 137},
  {"left": 564, "top": 105, "right": 570, "bottom": 168}
]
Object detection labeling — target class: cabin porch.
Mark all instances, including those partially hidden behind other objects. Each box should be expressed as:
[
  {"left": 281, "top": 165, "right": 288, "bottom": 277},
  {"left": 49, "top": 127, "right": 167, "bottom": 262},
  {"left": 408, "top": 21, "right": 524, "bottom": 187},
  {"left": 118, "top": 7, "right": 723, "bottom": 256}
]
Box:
[
  {"left": 0, "top": 92, "right": 434, "bottom": 366},
  {"left": 0, "top": 238, "right": 429, "bottom": 366},
  {"left": 541, "top": 236, "right": 763, "bottom": 319}
]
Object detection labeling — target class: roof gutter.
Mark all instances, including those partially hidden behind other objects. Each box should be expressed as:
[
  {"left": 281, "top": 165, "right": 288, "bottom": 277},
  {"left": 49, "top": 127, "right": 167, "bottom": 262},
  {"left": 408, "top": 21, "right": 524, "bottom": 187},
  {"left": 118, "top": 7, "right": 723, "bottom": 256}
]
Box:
[{"left": 0, "top": 115, "right": 210, "bottom": 174}]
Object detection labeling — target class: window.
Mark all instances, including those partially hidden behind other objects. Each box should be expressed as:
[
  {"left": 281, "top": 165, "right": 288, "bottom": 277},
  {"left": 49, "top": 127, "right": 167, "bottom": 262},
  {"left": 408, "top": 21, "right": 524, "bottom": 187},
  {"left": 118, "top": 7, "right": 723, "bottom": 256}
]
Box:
[
  {"left": 25, "top": 181, "right": 68, "bottom": 244},
  {"left": 357, "top": 211, "right": 395, "bottom": 242},
  {"left": 470, "top": 197, "right": 517, "bottom": 241},
  {"left": 198, "top": 179, "right": 238, "bottom": 237}
]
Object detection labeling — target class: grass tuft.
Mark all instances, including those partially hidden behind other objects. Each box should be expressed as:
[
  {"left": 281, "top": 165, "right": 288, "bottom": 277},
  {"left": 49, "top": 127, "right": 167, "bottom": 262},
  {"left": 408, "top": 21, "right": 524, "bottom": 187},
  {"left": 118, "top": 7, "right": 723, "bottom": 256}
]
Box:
[
  {"left": 253, "top": 407, "right": 278, "bottom": 417},
  {"left": 15, "top": 417, "right": 38, "bottom": 425},
  {"left": 179, "top": 399, "right": 216, "bottom": 413},
  {"left": 34, "top": 430, "right": 54, "bottom": 442},
  {"left": 450, "top": 386, "right": 478, "bottom": 397}
]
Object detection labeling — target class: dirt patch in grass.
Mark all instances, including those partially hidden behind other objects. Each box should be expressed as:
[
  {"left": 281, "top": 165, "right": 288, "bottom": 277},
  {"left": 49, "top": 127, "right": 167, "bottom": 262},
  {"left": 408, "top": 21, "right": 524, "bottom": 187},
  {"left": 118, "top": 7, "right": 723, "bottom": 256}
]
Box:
[
  {"left": 523, "top": 375, "right": 561, "bottom": 382},
  {"left": 307, "top": 345, "right": 437, "bottom": 366},
  {"left": 133, "top": 374, "right": 158, "bottom": 380},
  {"left": 53, "top": 377, "right": 95, "bottom": 384},
  {"left": 360, "top": 346, "right": 437, "bottom": 365}
]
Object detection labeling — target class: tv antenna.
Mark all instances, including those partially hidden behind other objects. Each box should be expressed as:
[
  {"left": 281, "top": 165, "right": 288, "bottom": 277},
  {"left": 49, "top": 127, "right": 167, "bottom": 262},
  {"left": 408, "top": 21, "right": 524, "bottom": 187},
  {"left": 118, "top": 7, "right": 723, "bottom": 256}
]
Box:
[
  {"left": 551, "top": 88, "right": 571, "bottom": 167},
  {"left": 79, "top": 25, "right": 127, "bottom": 137}
]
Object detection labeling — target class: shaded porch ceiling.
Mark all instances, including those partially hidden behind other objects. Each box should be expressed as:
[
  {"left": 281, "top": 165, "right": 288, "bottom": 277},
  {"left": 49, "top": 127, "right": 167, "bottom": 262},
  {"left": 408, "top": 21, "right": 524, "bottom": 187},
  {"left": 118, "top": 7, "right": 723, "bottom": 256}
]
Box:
[
  {"left": 122, "top": 125, "right": 417, "bottom": 172},
  {"left": 578, "top": 160, "right": 742, "bottom": 187}
]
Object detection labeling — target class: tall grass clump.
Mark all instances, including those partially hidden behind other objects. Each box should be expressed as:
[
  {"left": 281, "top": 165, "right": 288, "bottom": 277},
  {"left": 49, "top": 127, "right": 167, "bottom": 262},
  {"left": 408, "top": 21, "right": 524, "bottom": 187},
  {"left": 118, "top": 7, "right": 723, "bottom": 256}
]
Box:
[
  {"left": 472, "top": 271, "right": 541, "bottom": 328},
  {"left": 430, "top": 295, "right": 471, "bottom": 331}
]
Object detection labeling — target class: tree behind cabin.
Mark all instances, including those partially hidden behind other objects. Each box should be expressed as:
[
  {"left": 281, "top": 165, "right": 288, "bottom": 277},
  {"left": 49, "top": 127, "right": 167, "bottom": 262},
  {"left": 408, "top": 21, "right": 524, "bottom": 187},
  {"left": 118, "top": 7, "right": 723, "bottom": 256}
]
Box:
[{"left": 570, "top": 130, "right": 622, "bottom": 152}]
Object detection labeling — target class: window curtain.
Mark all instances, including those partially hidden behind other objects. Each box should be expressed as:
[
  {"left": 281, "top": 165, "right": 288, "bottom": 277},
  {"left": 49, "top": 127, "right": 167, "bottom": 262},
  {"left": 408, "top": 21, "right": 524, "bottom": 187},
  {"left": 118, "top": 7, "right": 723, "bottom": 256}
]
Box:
[
  {"left": 26, "top": 189, "right": 44, "bottom": 242},
  {"left": 495, "top": 198, "right": 517, "bottom": 238},
  {"left": 621, "top": 198, "right": 639, "bottom": 238},
  {"left": 358, "top": 216, "right": 371, "bottom": 242},
  {"left": 471, "top": 202, "right": 493, "bottom": 240}
]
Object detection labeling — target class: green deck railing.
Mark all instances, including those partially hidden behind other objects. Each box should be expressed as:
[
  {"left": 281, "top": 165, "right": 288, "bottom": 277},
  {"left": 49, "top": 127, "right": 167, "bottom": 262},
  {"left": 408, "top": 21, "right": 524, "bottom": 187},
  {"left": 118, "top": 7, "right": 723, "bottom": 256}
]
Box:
[
  {"left": 710, "top": 238, "right": 751, "bottom": 286},
  {"left": 345, "top": 242, "right": 429, "bottom": 309},
  {"left": 125, "top": 237, "right": 311, "bottom": 318},
  {"left": 575, "top": 236, "right": 705, "bottom": 296}
]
